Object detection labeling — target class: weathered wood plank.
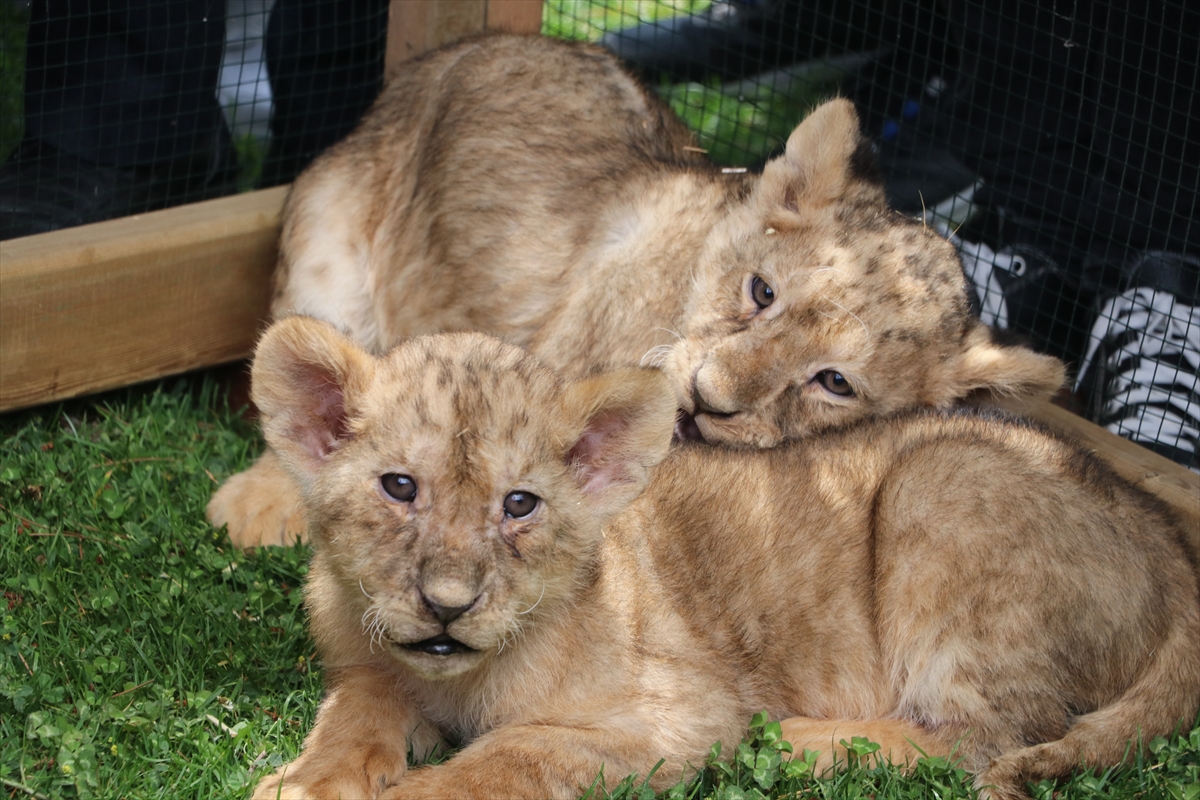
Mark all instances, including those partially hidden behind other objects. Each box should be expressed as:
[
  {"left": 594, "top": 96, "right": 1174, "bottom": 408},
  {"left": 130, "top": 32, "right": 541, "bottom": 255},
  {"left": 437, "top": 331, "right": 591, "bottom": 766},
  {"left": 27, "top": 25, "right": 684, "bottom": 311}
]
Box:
[
  {"left": 0, "top": 186, "right": 287, "bottom": 412},
  {"left": 484, "top": 0, "right": 545, "bottom": 33},
  {"left": 385, "top": 0, "right": 542, "bottom": 78},
  {"left": 386, "top": 0, "right": 488, "bottom": 76}
]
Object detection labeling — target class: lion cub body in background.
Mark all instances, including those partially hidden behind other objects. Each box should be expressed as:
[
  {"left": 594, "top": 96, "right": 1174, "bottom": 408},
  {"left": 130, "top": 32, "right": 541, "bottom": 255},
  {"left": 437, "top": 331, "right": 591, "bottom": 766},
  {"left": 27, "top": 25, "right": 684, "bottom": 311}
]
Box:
[
  {"left": 249, "top": 317, "right": 1198, "bottom": 800},
  {"left": 210, "top": 33, "right": 1063, "bottom": 547}
]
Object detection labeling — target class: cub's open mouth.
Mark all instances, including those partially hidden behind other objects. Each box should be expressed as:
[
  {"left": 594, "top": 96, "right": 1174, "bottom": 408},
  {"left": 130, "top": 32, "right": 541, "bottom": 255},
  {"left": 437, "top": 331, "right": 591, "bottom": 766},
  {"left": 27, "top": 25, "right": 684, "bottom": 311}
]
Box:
[
  {"left": 400, "top": 634, "right": 477, "bottom": 657},
  {"left": 675, "top": 410, "right": 704, "bottom": 442},
  {"left": 675, "top": 409, "right": 736, "bottom": 442}
]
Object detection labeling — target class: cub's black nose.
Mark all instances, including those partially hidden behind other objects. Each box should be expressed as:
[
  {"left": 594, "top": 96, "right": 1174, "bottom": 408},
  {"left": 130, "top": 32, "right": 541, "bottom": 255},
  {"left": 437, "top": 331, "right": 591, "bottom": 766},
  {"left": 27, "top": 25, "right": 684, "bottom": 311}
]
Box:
[{"left": 422, "top": 592, "right": 474, "bottom": 626}]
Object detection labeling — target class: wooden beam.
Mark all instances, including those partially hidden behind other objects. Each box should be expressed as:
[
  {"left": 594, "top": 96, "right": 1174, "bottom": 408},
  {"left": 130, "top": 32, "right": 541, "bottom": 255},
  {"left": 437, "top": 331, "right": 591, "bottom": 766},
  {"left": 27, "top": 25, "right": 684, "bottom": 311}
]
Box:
[
  {"left": 988, "top": 394, "right": 1200, "bottom": 543},
  {"left": 0, "top": 186, "right": 287, "bottom": 412},
  {"left": 386, "top": 0, "right": 487, "bottom": 76},
  {"left": 485, "top": 0, "right": 544, "bottom": 33},
  {"left": 384, "top": 0, "right": 542, "bottom": 77}
]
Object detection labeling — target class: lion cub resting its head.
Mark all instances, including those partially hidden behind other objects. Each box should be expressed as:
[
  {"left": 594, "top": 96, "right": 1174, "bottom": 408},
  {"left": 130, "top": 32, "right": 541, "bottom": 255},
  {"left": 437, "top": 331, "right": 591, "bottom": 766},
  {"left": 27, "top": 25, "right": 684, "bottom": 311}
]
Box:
[
  {"left": 213, "top": 35, "right": 1066, "bottom": 547},
  {"left": 250, "top": 317, "right": 1199, "bottom": 800},
  {"left": 274, "top": 34, "right": 1064, "bottom": 446}
]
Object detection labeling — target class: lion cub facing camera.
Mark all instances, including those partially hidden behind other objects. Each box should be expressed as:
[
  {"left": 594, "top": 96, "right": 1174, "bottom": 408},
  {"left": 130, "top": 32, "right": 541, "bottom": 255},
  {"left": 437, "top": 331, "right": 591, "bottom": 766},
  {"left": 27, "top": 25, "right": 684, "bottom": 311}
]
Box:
[
  {"left": 248, "top": 317, "right": 1198, "bottom": 800},
  {"left": 209, "top": 33, "right": 1064, "bottom": 548}
]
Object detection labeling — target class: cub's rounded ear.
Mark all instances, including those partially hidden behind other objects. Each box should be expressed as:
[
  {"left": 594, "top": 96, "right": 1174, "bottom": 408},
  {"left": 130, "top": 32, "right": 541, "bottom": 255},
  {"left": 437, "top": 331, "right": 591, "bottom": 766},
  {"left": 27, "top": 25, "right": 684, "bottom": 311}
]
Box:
[
  {"left": 560, "top": 368, "right": 677, "bottom": 523},
  {"left": 937, "top": 324, "right": 1066, "bottom": 403},
  {"left": 251, "top": 317, "right": 376, "bottom": 485},
  {"left": 756, "top": 97, "right": 885, "bottom": 227}
]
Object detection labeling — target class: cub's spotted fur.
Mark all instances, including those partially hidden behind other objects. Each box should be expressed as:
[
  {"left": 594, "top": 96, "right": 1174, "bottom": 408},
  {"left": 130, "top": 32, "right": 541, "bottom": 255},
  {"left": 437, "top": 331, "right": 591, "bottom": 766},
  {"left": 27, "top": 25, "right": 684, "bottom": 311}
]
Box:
[
  {"left": 210, "top": 34, "right": 1062, "bottom": 547},
  {"left": 249, "top": 318, "right": 1198, "bottom": 800}
]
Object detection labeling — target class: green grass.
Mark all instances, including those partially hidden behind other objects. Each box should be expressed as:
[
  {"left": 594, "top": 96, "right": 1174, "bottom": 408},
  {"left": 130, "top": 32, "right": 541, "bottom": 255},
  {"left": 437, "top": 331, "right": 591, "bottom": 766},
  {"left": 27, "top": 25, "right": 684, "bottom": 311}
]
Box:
[
  {"left": 2, "top": 375, "right": 1198, "bottom": 799},
  {"left": 658, "top": 77, "right": 832, "bottom": 167},
  {"left": 0, "top": 377, "right": 317, "bottom": 799},
  {"left": 542, "top": 0, "right": 713, "bottom": 43},
  {"left": 543, "top": 0, "right": 840, "bottom": 167},
  {"left": 231, "top": 132, "right": 267, "bottom": 193}
]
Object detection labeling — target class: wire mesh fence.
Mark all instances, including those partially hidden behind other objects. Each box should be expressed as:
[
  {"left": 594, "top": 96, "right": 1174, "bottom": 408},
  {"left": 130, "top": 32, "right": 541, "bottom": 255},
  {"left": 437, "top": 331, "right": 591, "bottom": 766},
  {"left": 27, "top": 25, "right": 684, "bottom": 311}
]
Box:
[
  {"left": 0, "top": 0, "right": 388, "bottom": 238},
  {"left": 1, "top": 0, "right": 1195, "bottom": 470},
  {"left": 545, "top": 0, "right": 1198, "bottom": 471}
]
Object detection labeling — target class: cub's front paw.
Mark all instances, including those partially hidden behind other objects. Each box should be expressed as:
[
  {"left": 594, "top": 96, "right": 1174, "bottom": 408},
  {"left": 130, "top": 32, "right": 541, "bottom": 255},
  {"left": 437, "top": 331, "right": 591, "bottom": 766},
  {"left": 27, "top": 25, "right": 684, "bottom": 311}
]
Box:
[
  {"left": 251, "top": 746, "right": 407, "bottom": 800},
  {"left": 208, "top": 451, "right": 308, "bottom": 548}
]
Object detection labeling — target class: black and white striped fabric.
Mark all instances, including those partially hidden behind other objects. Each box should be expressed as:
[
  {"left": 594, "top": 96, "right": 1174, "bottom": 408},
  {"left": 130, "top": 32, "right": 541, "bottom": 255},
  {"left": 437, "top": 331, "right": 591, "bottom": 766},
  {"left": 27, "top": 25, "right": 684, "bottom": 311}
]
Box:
[{"left": 1076, "top": 253, "right": 1200, "bottom": 473}]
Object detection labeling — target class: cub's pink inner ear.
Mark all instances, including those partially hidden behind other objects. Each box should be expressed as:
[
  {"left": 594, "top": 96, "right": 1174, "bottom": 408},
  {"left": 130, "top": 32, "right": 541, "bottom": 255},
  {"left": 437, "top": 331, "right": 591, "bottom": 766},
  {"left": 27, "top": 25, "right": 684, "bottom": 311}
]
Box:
[
  {"left": 560, "top": 368, "right": 677, "bottom": 520},
  {"left": 566, "top": 410, "right": 636, "bottom": 497},
  {"left": 285, "top": 368, "right": 350, "bottom": 463},
  {"left": 251, "top": 317, "right": 374, "bottom": 475}
]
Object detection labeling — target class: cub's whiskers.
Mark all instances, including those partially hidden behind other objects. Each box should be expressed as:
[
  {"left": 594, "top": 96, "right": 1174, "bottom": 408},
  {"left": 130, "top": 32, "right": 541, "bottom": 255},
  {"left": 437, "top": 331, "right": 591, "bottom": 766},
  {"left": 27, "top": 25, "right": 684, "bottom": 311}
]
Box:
[
  {"left": 516, "top": 580, "right": 546, "bottom": 615},
  {"left": 640, "top": 344, "right": 674, "bottom": 368},
  {"left": 357, "top": 581, "right": 386, "bottom": 653}
]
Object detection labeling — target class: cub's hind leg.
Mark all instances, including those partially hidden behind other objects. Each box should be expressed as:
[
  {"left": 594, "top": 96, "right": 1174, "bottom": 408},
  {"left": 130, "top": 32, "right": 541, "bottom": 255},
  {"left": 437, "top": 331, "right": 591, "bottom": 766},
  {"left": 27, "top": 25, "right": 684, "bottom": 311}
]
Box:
[
  {"left": 871, "top": 429, "right": 1200, "bottom": 798},
  {"left": 208, "top": 449, "right": 307, "bottom": 548}
]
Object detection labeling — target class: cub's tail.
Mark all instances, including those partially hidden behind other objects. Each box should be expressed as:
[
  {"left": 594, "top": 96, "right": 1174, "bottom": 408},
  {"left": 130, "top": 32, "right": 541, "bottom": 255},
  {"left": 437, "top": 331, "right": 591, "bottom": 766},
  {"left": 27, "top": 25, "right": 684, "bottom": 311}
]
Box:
[{"left": 977, "top": 607, "right": 1200, "bottom": 800}]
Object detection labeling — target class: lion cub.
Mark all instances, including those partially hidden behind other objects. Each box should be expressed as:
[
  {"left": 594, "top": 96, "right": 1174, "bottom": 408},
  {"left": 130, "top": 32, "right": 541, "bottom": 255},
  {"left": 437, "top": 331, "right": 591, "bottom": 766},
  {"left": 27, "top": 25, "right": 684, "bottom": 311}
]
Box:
[
  {"left": 210, "top": 33, "right": 1063, "bottom": 547},
  {"left": 249, "top": 317, "right": 1198, "bottom": 800}
]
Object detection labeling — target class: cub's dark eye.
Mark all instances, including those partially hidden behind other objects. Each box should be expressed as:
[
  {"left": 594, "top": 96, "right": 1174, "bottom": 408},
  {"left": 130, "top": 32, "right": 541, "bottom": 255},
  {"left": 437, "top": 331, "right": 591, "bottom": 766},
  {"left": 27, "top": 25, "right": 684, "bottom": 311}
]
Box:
[
  {"left": 503, "top": 491, "right": 539, "bottom": 519},
  {"left": 380, "top": 473, "right": 417, "bottom": 502},
  {"left": 750, "top": 276, "right": 775, "bottom": 309},
  {"left": 816, "top": 370, "right": 855, "bottom": 397}
]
